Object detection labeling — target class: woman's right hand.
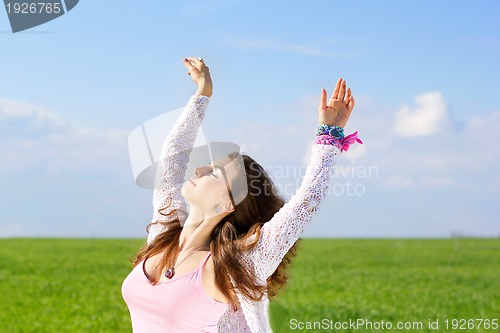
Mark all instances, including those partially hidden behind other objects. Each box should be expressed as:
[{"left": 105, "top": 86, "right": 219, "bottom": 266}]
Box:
[
  {"left": 318, "top": 78, "right": 355, "bottom": 128},
  {"left": 183, "top": 57, "right": 213, "bottom": 97}
]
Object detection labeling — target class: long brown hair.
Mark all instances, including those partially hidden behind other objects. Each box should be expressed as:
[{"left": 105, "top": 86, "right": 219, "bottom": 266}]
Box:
[{"left": 133, "top": 154, "right": 299, "bottom": 310}]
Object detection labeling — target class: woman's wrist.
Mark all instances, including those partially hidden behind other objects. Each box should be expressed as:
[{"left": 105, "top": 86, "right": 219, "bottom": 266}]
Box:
[{"left": 195, "top": 79, "right": 213, "bottom": 97}]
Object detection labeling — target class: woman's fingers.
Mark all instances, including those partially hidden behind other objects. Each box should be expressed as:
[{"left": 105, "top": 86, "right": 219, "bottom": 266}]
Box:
[
  {"left": 330, "top": 78, "right": 342, "bottom": 104},
  {"left": 347, "top": 95, "right": 355, "bottom": 112},
  {"left": 338, "top": 79, "right": 346, "bottom": 101},
  {"left": 183, "top": 59, "right": 192, "bottom": 75},
  {"left": 188, "top": 57, "right": 204, "bottom": 68},
  {"left": 187, "top": 57, "right": 199, "bottom": 65},
  {"left": 345, "top": 87, "right": 351, "bottom": 103},
  {"left": 320, "top": 88, "right": 327, "bottom": 110},
  {"left": 184, "top": 57, "right": 204, "bottom": 71},
  {"left": 321, "top": 77, "right": 355, "bottom": 122},
  {"left": 183, "top": 58, "right": 194, "bottom": 70}
]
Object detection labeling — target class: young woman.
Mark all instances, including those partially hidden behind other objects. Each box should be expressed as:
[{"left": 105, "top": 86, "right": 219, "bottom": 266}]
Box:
[{"left": 122, "top": 56, "right": 361, "bottom": 332}]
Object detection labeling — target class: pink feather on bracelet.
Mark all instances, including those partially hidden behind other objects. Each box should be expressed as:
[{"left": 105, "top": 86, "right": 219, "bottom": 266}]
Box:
[{"left": 340, "top": 131, "right": 363, "bottom": 152}]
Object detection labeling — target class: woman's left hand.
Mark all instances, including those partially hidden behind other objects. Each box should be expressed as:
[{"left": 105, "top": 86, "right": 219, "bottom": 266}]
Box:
[
  {"left": 183, "top": 57, "right": 213, "bottom": 97},
  {"left": 318, "top": 78, "right": 355, "bottom": 128}
]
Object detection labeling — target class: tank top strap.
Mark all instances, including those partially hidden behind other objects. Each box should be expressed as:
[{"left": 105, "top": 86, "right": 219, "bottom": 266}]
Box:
[{"left": 197, "top": 251, "right": 212, "bottom": 271}]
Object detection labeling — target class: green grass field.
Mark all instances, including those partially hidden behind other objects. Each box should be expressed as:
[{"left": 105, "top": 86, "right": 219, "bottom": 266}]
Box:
[{"left": 0, "top": 238, "right": 498, "bottom": 332}]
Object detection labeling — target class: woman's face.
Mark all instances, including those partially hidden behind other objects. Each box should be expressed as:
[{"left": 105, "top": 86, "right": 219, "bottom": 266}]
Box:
[{"left": 181, "top": 155, "right": 241, "bottom": 213}]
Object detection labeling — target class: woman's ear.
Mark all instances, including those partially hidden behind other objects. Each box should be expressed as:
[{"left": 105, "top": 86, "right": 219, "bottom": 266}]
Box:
[
  {"left": 221, "top": 201, "right": 234, "bottom": 212},
  {"left": 212, "top": 202, "right": 234, "bottom": 216}
]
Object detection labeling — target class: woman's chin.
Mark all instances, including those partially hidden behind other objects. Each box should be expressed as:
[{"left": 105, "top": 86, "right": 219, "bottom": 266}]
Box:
[{"left": 180, "top": 183, "right": 190, "bottom": 198}]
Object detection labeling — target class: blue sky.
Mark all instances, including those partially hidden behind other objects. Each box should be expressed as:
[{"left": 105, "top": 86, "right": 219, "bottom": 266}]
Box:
[{"left": 1, "top": 1, "right": 499, "bottom": 238}]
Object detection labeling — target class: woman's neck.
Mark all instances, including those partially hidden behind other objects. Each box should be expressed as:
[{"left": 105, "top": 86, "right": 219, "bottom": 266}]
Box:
[{"left": 179, "top": 207, "right": 214, "bottom": 252}]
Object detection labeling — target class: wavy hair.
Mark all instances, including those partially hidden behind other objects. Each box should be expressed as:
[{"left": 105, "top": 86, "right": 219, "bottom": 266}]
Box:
[{"left": 133, "top": 154, "right": 299, "bottom": 310}]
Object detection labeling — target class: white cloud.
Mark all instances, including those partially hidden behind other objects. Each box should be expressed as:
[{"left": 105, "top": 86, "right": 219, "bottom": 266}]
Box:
[
  {"left": 0, "top": 98, "right": 67, "bottom": 141},
  {"left": 0, "top": 97, "right": 129, "bottom": 176},
  {"left": 341, "top": 90, "right": 500, "bottom": 193},
  {"left": 0, "top": 97, "right": 64, "bottom": 126},
  {"left": 393, "top": 91, "right": 449, "bottom": 137}
]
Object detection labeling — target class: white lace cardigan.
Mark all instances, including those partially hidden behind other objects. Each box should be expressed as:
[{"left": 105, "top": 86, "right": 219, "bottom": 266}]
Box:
[{"left": 146, "top": 95, "right": 340, "bottom": 333}]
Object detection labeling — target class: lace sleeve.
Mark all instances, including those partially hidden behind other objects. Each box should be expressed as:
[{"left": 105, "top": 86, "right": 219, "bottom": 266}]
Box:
[
  {"left": 241, "top": 143, "right": 340, "bottom": 281},
  {"left": 147, "top": 95, "right": 210, "bottom": 244}
]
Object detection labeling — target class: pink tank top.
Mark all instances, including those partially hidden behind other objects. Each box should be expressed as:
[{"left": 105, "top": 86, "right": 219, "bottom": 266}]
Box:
[{"left": 122, "top": 252, "right": 230, "bottom": 333}]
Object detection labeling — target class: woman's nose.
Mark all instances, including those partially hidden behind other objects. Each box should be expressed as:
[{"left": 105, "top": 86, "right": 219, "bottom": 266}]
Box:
[{"left": 194, "top": 166, "right": 210, "bottom": 177}]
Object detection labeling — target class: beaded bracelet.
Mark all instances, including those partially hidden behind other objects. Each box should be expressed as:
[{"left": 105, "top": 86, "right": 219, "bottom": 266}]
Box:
[{"left": 315, "top": 124, "right": 345, "bottom": 140}]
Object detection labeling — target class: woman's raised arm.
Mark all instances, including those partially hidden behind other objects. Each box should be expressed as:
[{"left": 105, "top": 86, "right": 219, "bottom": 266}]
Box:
[
  {"left": 243, "top": 78, "right": 360, "bottom": 280},
  {"left": 148, "top": 57, "right": 213, "bottom": 243}
]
